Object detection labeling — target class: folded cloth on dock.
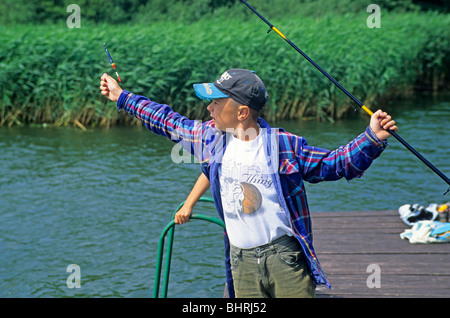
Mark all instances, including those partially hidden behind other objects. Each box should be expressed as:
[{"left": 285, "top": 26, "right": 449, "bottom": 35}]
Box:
[
  {"left": 400, "top": 220, "right": 450, "bottom": 244},
  {"left": 398, "top": 203, "right": 438, "bottom": 226}
]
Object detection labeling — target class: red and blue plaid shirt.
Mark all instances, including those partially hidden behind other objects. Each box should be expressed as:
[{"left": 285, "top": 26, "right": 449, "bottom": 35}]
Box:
[{"left": 117, "top": 90, "right": 387, "bottom": 296}]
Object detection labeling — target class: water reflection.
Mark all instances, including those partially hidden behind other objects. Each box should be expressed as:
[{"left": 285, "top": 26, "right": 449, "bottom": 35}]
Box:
[{"left": 0, "top": 93, "right": 448, "bottom": 297}]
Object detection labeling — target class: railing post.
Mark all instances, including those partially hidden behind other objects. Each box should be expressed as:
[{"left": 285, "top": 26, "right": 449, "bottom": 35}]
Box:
[{"left": 153, "top": 197, "right": 225, "bottom": 298}]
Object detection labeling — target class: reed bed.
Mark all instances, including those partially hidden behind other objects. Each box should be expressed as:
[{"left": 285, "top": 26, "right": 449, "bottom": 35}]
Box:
[{"left": 0, "top": 11, "right": 448, "bottom": 127}]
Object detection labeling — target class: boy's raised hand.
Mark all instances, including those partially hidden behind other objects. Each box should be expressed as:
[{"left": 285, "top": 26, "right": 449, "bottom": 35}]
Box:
[{"left": 100, "top": 73, "right": 123, "bottom": 102}]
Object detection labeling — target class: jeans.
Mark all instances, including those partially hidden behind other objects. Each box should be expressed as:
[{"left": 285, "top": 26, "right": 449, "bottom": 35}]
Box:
[{"left": 230, "top": 235, "right": 316, "bottom": 298}]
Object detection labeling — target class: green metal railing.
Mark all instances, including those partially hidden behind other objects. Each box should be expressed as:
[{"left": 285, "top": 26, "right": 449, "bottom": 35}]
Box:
[{"left": 153, "top": 196, "right": 225, "bottom": 298}]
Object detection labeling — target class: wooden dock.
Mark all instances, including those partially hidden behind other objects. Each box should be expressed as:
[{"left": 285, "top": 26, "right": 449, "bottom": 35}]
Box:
[{"left": 312, "top": 210, "right": 450, "bottom": 298}]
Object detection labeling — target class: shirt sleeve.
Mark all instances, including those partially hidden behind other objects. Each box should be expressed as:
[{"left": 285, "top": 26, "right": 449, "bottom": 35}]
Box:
[
  {"left": 116, "top": 90, "right": 219, "bottom": 163},
  {"left": 296, "top": 126, "right": 387, "bottom": 183}
]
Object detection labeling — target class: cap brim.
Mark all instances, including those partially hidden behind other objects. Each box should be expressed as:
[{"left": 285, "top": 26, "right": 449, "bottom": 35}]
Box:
[{"left": 193, "top": 83, "right": 228, "bottom": 101}]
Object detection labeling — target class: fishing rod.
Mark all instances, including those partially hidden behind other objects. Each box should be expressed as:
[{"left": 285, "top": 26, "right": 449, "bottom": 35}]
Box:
[{"left": 240, "top": 0, "right": 450, "bottom": 194}]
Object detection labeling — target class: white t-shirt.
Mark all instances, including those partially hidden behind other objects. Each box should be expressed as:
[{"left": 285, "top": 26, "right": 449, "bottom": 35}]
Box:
[{"left": 219, "top": 129, "right": 293, "bottom": 248}]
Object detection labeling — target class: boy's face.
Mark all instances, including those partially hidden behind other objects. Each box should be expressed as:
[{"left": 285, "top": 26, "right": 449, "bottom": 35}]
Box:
[{"left": 207, "top": 98, "right": 240, "bottom": 131}]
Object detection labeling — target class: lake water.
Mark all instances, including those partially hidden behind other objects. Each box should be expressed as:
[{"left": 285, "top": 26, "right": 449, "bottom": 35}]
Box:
[{"left": 0, "top": 93, "right": 448, "bottom": 297}]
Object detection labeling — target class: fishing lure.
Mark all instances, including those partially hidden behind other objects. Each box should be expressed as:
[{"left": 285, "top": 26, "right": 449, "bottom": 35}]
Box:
[{"left": 103, "top": 42, "right": 122, "bottom": 82}]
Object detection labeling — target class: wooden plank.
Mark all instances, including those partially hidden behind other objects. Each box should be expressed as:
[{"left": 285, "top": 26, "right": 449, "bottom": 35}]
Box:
[
  {"left": 313, "top": 232, "right": 448, "bottom": 254},
  {"left": 311, "top": 210, "right": 450, "bottom": 298},
  {"left": 317, "top": 254, "right": 450, "bottom": 275},
  {"left": 317, "top": 274, "right": 450, "bottom": 298},
  {"left": 312, "top": 210, "right": 448, "bottom": 253}
]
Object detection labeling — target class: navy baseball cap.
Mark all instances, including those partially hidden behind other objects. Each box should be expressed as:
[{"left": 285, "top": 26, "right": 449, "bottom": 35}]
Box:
[{"left": 193, "top": 68, "right": 269, "bottom": 111}]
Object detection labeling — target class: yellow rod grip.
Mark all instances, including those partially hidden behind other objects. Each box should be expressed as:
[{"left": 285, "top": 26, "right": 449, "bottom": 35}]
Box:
[
  {"left": 272, "top": 26, "right": 287, "bottom": 40},
  {"left": 361, "top": 105, "right": 373, "bottom": 116}
]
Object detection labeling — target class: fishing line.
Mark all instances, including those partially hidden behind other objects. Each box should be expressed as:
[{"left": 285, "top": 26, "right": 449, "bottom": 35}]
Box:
[
  {"left": 87, "top": 0, "right": 100, "bottom": 26},
  {"left": 240, "top": 0, "right": 450, "bottom": 194},
  {"left": 288, "top": 50, "right": 362, "bottom": 119},
  {"left": 87, "top": 0, "right": 123, "bottom": 82}
]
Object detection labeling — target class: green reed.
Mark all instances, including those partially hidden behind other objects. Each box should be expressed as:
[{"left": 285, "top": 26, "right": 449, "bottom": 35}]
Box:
[{"left": 0, "top": 11, "right": 448, "bottom": 127}]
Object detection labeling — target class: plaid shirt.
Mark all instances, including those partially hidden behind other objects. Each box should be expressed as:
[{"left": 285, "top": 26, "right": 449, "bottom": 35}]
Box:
[{"left": 117, "top": 90, "right": 387, "bottom": 296}]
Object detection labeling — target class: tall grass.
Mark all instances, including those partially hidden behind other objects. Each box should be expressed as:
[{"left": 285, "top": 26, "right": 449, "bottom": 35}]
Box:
[{"left": 0, "top": 11, "right": 449, "bottom": 127}]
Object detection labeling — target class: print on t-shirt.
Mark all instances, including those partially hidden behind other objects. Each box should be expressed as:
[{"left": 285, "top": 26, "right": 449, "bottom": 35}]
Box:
[{"left": 220, "top": 161, "right": 273, "bottom": 216}]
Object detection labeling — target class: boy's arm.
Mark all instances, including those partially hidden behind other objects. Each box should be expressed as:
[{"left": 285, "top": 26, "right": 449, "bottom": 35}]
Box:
[
  {"left": 297, "top": 110, "right": 398, "bottom": 182},
  {"left": 100, "top": 73, "right": 215, "bottom": 162},
  {"left": 100, "top": 72, "right": 199, "bottom": 141},
  {"left": 175, "top": 173, "right": 211, "bottom": 224}
]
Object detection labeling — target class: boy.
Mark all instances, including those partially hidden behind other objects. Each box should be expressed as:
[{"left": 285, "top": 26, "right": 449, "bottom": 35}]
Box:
[{"left": 100, "top": 68, "right": 397, "bottom": 297}]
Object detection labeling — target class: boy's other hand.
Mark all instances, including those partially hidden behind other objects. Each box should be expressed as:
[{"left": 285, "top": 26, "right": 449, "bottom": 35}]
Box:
[
  {"left": 174, "top": 205, "right": 193, "bottom": 224},
  {"left": 370, "top": 109, "right": 398, "bottom": 141}
]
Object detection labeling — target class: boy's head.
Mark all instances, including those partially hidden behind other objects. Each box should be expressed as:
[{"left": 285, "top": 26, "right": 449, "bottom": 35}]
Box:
[
  {"left": 193, "top": 68, "right": 268, "bottom": 131},
  {"left": 194, "top": 68, "right": 268, "bottom": 111}
]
